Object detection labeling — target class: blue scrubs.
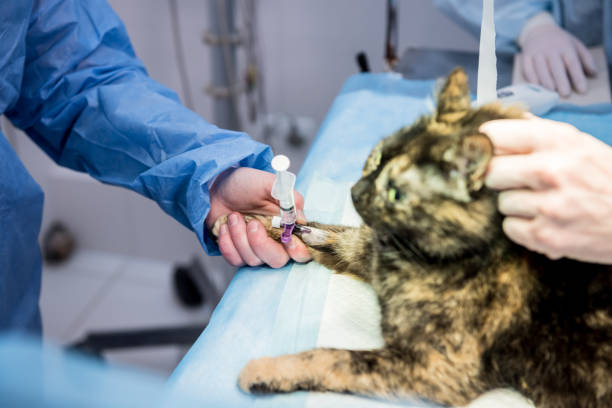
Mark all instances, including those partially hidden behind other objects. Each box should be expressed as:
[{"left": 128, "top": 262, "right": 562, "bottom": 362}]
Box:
[
  {"left": 0, "top": 0, "right": 272, "bottom": 334},
  {"left": 435, "top": 0, "right": 612, "bottom": 61}
]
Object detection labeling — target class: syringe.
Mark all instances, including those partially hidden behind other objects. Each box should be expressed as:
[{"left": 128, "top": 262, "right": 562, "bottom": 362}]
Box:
[{"left": 271, "top": 155, "right": 297, "bottom": 244}]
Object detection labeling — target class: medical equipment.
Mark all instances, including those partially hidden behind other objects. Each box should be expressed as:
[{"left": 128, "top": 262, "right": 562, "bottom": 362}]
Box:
[
  {"left": 476, "top": 0, "right": 497, "bottom": 105},
  {"left": 475, "top": 0, "right": 560, "bottom": 115},
  {"left": 385, "top": 0, "right": 399, "bottom": 71},
  {"left": 271, "top": 155, "right": 298, "bottom": 243},
  {"left": 496, "top": 83, "right": 559, "bottom": 115}
]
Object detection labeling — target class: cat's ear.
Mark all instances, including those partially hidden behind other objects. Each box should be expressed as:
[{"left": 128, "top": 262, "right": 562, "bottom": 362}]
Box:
[
  {"left": 460, "top": 133, "right": 493, "bottom": 192},
  {"left": 362, "top": 138, "right": 385, "bottom": 176},
  {"left": 436, "top": 67, "right": 471, "bottom": 124}
]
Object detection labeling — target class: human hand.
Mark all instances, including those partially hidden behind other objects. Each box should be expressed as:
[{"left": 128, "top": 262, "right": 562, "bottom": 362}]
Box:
[
  {"left": 206, "top": 167, "right": 312, "bottom": 268},
  {"left": 481, "top": 117, "right": 612, "bottom": 264},
  {"left": 518, "top": 13, "right": 597, "bottom": 97}
]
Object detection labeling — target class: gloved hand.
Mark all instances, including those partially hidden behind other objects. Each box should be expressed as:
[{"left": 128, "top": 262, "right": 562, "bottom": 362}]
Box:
[
  {"left": 206, "top": 167, "right": 312, "bottom": 268},
  {"left": 481, "top": 117, "right": 612, "bottom": 264},
  {"left": 518, "top": 12, "right": 598, "bottom": 97}
]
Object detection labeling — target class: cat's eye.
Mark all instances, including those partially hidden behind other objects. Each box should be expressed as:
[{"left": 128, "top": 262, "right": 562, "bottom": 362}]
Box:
[{"left": 387, "top": 186, "right": 405, "bottom": 202}]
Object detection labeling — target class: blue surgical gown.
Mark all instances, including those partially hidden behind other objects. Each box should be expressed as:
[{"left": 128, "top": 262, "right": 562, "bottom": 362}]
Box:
[
  {"left": 0, "top": 0, "right": 272, "bottom": 334},
  {"left": 434, "top": 0, "right": 612, "bottom": 61}
]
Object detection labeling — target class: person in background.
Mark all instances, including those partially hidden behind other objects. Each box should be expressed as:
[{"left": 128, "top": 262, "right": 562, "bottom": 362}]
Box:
[
  {"left": 0, "top": 0, "right": 309, "bottom": 335},
  {"left": 434, "top": 0, "right": 610, "bottom": 97}
]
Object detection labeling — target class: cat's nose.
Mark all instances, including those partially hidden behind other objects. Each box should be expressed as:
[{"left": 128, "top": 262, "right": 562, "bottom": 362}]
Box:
[
  {"left": 351, "top": 180, "right": 366, "bottom": 203},
  {"left": 351, "top": 179, "right": 372, "bottom": 212}
]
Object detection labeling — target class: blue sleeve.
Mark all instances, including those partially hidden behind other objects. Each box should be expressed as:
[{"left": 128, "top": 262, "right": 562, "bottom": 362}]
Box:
[
  {"left": 5, "top": 0, "right": 273, "bottom": 254},
  {"left": 433, "top": 0, "right": 553, "bottom": 52}
]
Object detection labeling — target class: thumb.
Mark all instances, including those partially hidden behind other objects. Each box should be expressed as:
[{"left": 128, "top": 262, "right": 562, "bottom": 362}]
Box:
[{"left": 293, "top": 191, "right": 308, "bottom": 224}]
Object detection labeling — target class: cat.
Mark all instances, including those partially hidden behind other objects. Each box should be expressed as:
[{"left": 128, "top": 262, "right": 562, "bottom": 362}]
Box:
[{"left": 212, "top": 68, "right": 612, "bottom": 408}]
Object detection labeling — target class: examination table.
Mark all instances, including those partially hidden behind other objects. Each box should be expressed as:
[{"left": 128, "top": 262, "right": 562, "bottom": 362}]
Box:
[{"left": 169, "top": 73, "right": 612, "bottom": 408}]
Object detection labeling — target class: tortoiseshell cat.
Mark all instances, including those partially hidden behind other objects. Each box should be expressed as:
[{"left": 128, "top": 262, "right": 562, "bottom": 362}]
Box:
[{"left": 213, "top": 68, "right": 612, "bottom": 407}]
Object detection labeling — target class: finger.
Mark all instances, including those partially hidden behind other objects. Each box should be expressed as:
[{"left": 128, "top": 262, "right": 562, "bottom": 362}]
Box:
[
  {"left": 283, "top": 236, "right": 313, "bottom": 263},
  {"left": 294, "top": 192, "right": 308, "bottom": 224},
  {"left": 294, "top": 191, "right": 305, "bottom": 211},
  {"left": 562, "top": 49, "right": 587, "bottom": 94},
  {"left": 498, "top": 190, "right": 540, "bottom": 218},
  {"left": 486, "top": 154, "right": 556, "bottom": 190},
  {"left": 296, "top": 209, "right": 308, "bottom": 225},
  {"left": 227, "top": 213, "right": 263, "bottom": 266},
  {"left": 534, "top": 54, "right": 556, "bottom": 91},
  {"left": 548, "top": 54, "right": 571, "bottom": 97},
  {"left": 502, "top": 217, "right": 563, "bottom": 260},
  {"left": 573, "top": 38, "right": 598, "bottom": 76},
  {"left": 502, "top": 216, "right": 535, "bottom": 250},
  {"left": 246, "top": 220, "right": 290, "bottom": 268},
  {"left": 217, "top": 223, "right": 245, "bottom": 267},
  {"left": 522, "top": 55, "right": 539, "bottom": 85},
  {"left": 480, "top": 119, "right": 541, "bottom": 155}
]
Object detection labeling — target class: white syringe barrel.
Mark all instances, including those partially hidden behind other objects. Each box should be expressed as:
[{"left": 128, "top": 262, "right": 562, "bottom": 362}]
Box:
[{"left": 271, "top": 155, "right": 297, "bottom": 225}]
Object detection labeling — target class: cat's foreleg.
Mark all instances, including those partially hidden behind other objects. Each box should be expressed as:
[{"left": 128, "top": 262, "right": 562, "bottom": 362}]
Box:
[
  {"left": 238, "top": 347, "right": 483, "bottom": 406},
  {"left": 238, "top": 348, "right": 405, "bottom": 397},
  {"left": 211, "top": 215, "right": 369, "bottom": 279}
]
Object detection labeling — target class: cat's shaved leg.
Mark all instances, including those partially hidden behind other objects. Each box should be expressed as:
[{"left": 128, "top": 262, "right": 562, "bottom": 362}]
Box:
[
  {"left": 238, "top": 348, "right": 483, "bottom": 406},
  {"left": 210, "top": 215, "right": 347, "bottom": 247},
  {"left": 212, "top": 215, "right": 369, "bottom": 277}
]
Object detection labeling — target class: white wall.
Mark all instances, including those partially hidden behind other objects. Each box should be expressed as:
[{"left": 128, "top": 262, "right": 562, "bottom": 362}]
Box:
[
  {"left": 110, "top": 0, "right": 478, "bottom": 129},
  {"left": 258, "top": 1, "right": 478, "bottom": 126},
  {"left": 13, "top": 0, "right": 477, "bottom": 279}
]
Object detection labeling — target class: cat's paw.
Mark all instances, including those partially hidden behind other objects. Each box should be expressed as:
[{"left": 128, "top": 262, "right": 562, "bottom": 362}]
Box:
[
  {"left": 238, "top": 357, "right": 283, "bottom": 394},
  {"left": 210, "top": 215, "right": 229, "bottom": 238},
  {"left": 210, "top": 214, "right": 277, "bottom": 240}
]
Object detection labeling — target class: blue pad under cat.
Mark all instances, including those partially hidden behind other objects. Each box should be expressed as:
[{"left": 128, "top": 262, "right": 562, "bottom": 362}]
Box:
[{"left": 170, "top": 73, "right": 612, "bottom": 408}]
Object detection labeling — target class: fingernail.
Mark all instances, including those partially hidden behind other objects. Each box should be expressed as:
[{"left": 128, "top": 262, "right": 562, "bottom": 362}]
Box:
[
  {"left": 248, "top": 221, "right": 258, "bottom": 233},
  {"left": 219, "top": 224, "right": 228, "bottom": 235},
  {"left": 287, "top": 240, "right": 296, "bottom": 250},
  {"left": 228, "top": 214, "right": 238, "bottom": 226}
]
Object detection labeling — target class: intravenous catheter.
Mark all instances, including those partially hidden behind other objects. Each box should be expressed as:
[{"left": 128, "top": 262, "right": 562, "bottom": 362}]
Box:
[{"left": 271, "top": 155, "right": 298, "bottom": 243}]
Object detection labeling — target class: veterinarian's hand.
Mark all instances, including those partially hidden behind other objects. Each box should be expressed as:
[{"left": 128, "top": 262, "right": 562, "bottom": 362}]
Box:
[
  {"left": 206, "top": 167, "right": 312, "bottom": 268},
  {"left": 481, "top": 117, "right": 612, "bottom": 264},
  {"left": 518, "top": 12, "right": 597, "bottom": 97}
]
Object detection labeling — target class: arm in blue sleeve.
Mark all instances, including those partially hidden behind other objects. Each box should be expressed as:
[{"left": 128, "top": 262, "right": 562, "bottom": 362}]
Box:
[
  {"left": 5, "top": 0, "right": 273, "bottom": 254},
  {"left": 433, "top": 0, "right": 553, "bottom": 52}
]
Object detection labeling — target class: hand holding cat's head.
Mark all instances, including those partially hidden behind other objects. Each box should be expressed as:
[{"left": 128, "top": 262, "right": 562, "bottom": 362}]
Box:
[{"left": 351, "top": 68, "right": 523, "bottom": 259}]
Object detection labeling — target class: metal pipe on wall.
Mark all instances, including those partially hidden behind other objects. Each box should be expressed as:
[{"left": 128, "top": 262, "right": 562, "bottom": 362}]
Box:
[{"left": 205, "top": 0, "right": 242, "bottom": 130}]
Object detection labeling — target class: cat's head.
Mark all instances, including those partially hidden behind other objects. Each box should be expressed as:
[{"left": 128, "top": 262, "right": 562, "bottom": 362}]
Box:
[{"left": 351, "top": 68, "right": 523, "bottom": 260}]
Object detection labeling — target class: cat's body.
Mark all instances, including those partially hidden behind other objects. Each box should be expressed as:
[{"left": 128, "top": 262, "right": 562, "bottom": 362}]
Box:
[{"left": 215, "top": 68, "right": 612, "bottom": 407}]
